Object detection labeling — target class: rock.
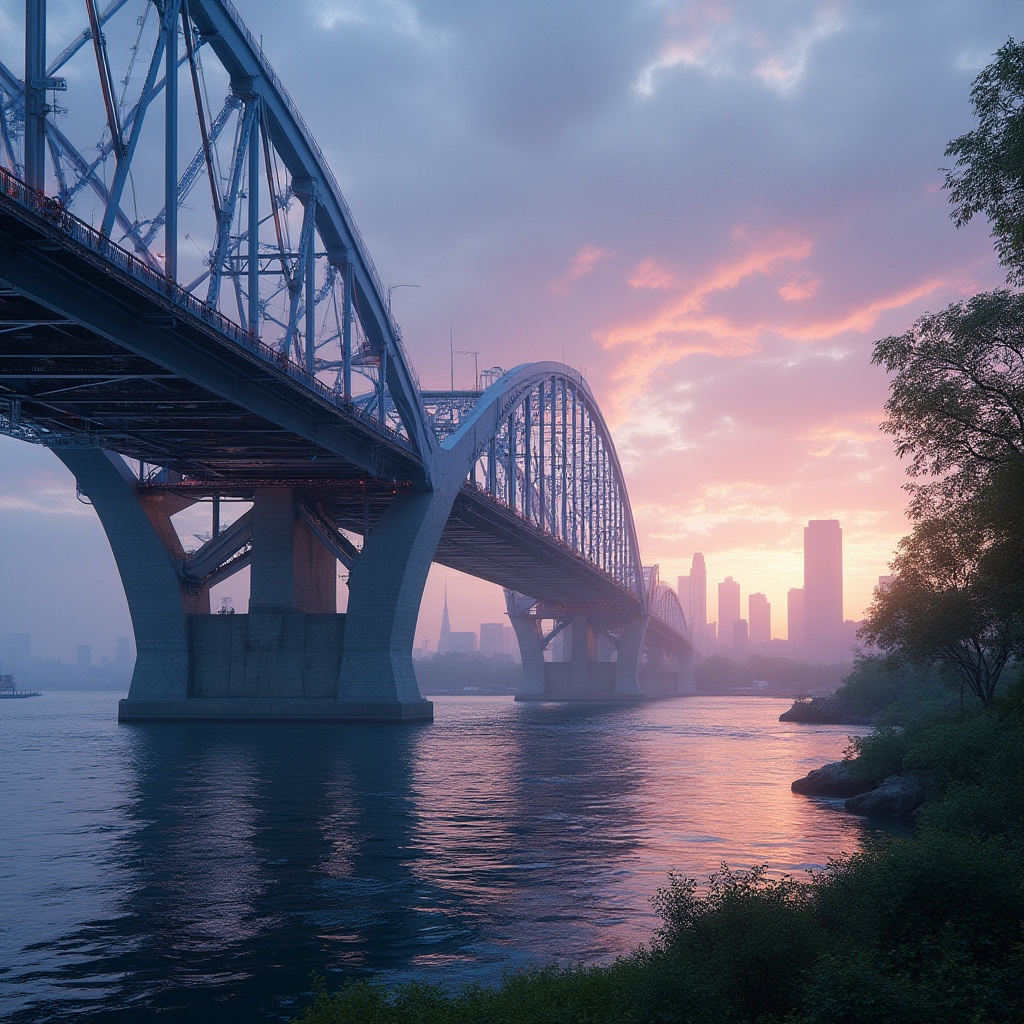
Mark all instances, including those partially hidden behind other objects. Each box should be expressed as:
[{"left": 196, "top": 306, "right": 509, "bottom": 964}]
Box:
[
  {"left": 780, "top": 700, "right": 840, "bottom": 723},
  {"left": 844, "top": 774, "right": 925, "bottom": 817},
  {"left": 791, "top": 761, "right": 874, "bottom": 797}
]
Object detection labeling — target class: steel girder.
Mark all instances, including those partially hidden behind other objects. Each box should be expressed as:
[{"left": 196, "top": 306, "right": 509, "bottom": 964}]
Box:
[{"left": 0, "top": 0, "right": 434, "bottom": 469}]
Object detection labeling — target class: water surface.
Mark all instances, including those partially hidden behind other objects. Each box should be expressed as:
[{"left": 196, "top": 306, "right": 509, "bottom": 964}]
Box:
[{"left": 1, "top": 692, "right": 888, "bottom": 1022}]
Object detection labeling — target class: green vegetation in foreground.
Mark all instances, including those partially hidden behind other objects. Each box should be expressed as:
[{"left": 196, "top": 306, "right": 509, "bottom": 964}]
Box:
[{"left": 294, "top": 686, "right": 1024, "bottom": 1024}]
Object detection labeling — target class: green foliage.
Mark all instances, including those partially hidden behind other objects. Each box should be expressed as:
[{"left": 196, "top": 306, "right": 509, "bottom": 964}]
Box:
[
  {"left": 786, "top": 655, "right": 960, "bottom": 725},
  {"left": 872, "top": 291, "right": 1024, "bottom": 508},
  {"left": 944, "top": 38, "right": 1024, "bottom": 285},
  {"left": 843, "top": 726, "right": 908, "bottom": 784},
  {"left": 651, "top": 865, "right": 819, "bottom": 1022},
  {"left": 859, "top": 501, "right": 1023, "bottom": 705}
]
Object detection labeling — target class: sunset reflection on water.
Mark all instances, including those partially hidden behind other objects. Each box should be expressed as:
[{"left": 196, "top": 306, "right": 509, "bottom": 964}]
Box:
[{"left": 2, "top": 692, "right": 895, "bottom": 1024}]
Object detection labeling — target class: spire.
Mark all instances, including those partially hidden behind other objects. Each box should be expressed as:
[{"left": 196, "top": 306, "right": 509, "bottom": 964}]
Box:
[{"left": 439, "top": 580, "right": 452, "bottom": 654}]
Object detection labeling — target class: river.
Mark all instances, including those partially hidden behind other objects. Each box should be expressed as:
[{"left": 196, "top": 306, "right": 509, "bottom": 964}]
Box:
[{"left": 0, "top": 691, "right": 895, "bottom": 1022}]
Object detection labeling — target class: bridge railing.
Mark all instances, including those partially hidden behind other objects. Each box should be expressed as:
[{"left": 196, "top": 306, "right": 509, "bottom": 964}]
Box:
[{"left": 0, "top": 164, "right": 413, "bottom": 453}]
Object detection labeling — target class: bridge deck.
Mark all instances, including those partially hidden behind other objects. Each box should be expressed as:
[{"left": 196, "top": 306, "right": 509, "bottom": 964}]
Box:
[{"left": 0, "top": 187, "right": 643, "bottom": 614}]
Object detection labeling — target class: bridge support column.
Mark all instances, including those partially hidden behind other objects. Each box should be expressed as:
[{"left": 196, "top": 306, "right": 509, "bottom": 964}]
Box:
[
  {"left": 55, "top": 449, "right": 206, "bottom": 704},
  {"left": 336, "top": 490, "right": 438, "bottom": 721},
  {"left": 508, "top": 612, "right": 546, "bottom": 697},
  {"left": 614, "top": 616, "right": 647, "bottom": 697},
  {"left": 249, "top": 487, "right": 335, "bottom": 614}
]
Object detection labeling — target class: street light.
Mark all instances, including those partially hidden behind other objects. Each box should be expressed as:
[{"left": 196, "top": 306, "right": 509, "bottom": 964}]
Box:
[
  {"left": 453, "top": 348, "right": 479, "bottom": 391},
  {"left": 386, "top": 283, "right": 419, "bottom": 318}
]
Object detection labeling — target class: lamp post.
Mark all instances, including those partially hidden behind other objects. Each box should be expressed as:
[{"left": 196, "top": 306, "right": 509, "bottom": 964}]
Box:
[{"left": 386, "top": 283, "right": 419, "bottom": 318}]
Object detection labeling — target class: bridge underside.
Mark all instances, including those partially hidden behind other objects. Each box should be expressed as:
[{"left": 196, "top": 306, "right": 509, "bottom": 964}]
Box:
[{"left": 0, "top": 207, "right": 650, "bottom": 721}]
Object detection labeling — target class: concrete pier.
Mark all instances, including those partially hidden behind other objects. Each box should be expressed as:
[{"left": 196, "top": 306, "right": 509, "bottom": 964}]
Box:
[{"left": 61, "top": 451, "right": 433, "bottom": 722}]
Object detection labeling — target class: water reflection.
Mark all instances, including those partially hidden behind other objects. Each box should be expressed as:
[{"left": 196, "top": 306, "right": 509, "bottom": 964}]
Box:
[{"left": 3, "top": 694, "right": 900, "bottom": 1024}]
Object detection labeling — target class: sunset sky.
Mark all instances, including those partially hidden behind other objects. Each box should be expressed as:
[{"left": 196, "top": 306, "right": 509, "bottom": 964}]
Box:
[{"left": 0, "top": 0, "right": 1017, "bottom": 663}]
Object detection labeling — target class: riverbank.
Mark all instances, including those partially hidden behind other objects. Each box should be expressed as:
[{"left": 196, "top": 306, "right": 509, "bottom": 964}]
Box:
[{"left": 295, "top": 690, "right": 1024, "bottom": 1024}]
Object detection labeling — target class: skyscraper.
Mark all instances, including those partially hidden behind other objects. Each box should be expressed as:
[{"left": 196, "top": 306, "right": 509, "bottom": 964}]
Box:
[
  {"left": 804, "top": 519, "right": 843, "bottom": 663},
  {"left": 787, "top": 588, "right": 805, "bottom": 655},
  {"left": 677, "top": 574, "right": 691, "bottom": 624},
  {"left": 748, "top": 593, "right": 770, "bottom": 646},
  {"left": 438, "top": 583, "right": 452, "bottom": 655},
  {"left": 718, "top": 576, "right": 740, "bottom": 651},
  {"left": 690, "top": 553, "right": 707, "bottom": 652}
]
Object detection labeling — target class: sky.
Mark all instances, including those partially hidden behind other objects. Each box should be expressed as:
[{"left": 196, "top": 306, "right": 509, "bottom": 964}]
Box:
[{"left": 0, "top": 0, "right": 1018, "bottom": 663}]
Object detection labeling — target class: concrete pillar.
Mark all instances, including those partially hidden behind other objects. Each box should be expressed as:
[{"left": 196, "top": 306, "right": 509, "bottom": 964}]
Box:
[
  {"left": 509, "top": 613, "right": 546, "bottom": 696},
  {"left": 336, "top": 489, "right": 442, "bottom": 714},
  {"left": 250, "top": 487, "right": 335, "bottom": 613},
  {"left": 614, "top": 615, "right": 648, "bottom": 696},
  {"left": 55, "top": 449, "right": 207, "bottom": 700},
  {"left": 569, "top": 614, "right": 592, "bottom": 692}
]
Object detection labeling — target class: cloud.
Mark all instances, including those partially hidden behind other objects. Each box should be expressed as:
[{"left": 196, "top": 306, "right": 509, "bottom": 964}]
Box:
[
  {"left": 752, "top": 4, "right": 845, "bottom": 92},
  {"left": 550, "top": 244, "right": 614, "bottom": 294},
  {"left": 781, "top": 278, "right": 947, "bottom": 342},
  {"left": 628, "top": 257, "right": 677, "bottom": 290},
  {"left": 778, "top": 271, "right": 820, "bottom": 301},
  {"left": 316, "top": 0, "right": 423, "bottom": 35},
  {"left": 636, "top": 0, "right": 844, "bottom": 96}
]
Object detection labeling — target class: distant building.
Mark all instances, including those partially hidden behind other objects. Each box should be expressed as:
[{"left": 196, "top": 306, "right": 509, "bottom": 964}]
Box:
[
  {"left": 804, "top": 520, "right": 843, "bottom": 663},
  {"left": 732, "top": 618, "right": 749, "bottom": 656},
  {"left": 479, "top": 622, "right": 513, "bottom": 657},
  {"left": 448, "top": 631, "right": 476, "bottom": 654},
  {"left": 787, "top": 588, "right": 805, "bottom": 656},
  {"left": 690, "top": 554, "right": 707, "bottom": 652},
  {"left": 438, "top": 584, "right": 453, "bottom": 654},
  {"left": 677, "top": 573, "right": 691, "bottom": 624},
  {"left": 748, "top": 593, "right": 770, "bottom": 646},
  {"left": 718, "top": 577, "right": 741, "bottom": 651},
  {"left": 706, "top": 620, "right": 717, "bottom": 652}
]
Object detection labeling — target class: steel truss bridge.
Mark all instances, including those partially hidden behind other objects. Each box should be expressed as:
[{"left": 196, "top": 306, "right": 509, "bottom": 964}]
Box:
[{"left": 0, "top": 0, "right": 693, "bottom": 720}]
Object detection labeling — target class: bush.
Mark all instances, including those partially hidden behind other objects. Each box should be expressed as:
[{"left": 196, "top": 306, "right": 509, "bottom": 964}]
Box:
[{"left": 843, "top": 726, "right": 908, "bottom": 783}]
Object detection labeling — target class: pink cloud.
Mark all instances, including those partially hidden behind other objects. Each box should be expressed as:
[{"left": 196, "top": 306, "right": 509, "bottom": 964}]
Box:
[
  {"left": 628, "top": 257, "right": 677, "bottom": 290},
  {"left": 550, "top": 244, "right": 613, "bottom": 294},
  {"left": 598, "top": 231, "right": 812, "bottom": 350},
  {"left": 782, "top": 278, "right": 946, "bottom": 341},
  {"left": 778, "top": 270, "right": 820, "bottom": 301}
]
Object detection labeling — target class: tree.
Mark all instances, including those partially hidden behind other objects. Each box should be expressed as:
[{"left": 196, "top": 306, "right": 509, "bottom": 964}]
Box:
[
  {"left": 860, "top": 508, "right": 1023, "bottom": 706},
  {"left": 871, "top": 289, "right": 1024, "bottom": 517},
  {"left": 865, "top": 42, "right": 1024, "bottom": 706},
  {"left": 945, "top": 38, "right": 1024, "bottom": 285}
]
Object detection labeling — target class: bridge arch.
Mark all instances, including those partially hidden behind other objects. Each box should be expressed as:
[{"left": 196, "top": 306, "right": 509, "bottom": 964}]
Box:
[
  {"left": 442, "top": 362, "right": 646, "bottom": 611},
  {"left": 0, "top": 1, "right": 696, "bottom": 718}
]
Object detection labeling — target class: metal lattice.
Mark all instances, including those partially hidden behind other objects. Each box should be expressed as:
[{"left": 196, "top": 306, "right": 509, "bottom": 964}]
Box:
[{"left": 0, "top": 0, "right": 430, "bottom": 454}]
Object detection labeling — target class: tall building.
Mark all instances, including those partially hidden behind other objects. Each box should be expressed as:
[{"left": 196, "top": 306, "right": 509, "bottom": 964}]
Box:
[
  {"left": 676, "top": 574, "right": 691, "bottom": 624},
  {"left": 690, "top": 553, "right": 707, "bottom": 652},
  {"left": 438, "top": 584, "right": 452, "bottom": 654},
  {"left": 479, "top": 622, "right": 513, "bottom": 657},
  {"left": 787, "top": 588, "right": 806, "bottom": 655},
  {"left": 804, "top": 519, "right": 843, "bottom": 663},
  {"left": 718, "top": 576, "right": 740, "bottom": 651},
  {"left": 748, "top": 593, "right": 770, "bottom": 646},
  {"left": 732, "top": 618, "right": 749, "bottom": 656}
]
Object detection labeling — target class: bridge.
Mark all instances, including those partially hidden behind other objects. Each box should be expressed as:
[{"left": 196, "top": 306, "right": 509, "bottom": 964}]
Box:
[{"left": 0, "top": 0, "right": 694, "bottom": 721}]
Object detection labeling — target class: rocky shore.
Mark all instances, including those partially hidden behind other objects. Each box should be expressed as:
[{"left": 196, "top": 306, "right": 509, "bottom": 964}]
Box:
[{"left": 791, "top": 760, "right": 925, "bottom": 817}]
